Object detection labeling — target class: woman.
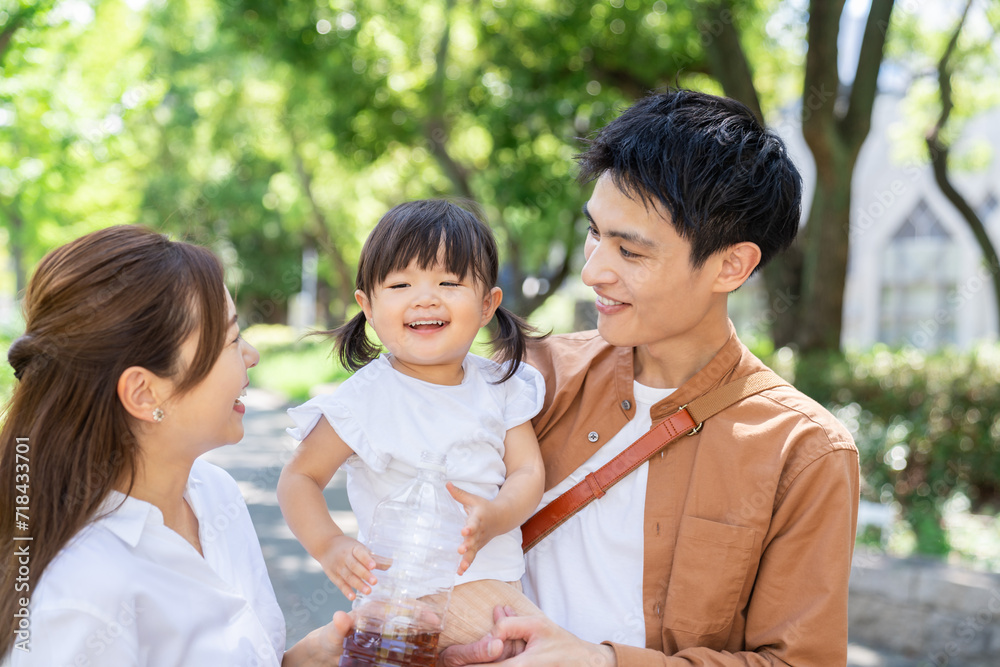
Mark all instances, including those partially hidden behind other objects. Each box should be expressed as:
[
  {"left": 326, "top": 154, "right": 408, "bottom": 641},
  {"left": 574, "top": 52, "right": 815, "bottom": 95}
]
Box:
[{"left": 0, "top": 225, "right": 349, "bottom": 665}]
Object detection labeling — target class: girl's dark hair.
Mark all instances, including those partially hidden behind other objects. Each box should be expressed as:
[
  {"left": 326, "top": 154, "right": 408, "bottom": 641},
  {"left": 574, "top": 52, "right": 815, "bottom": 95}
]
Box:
[
  {"left": 0, "top": 225, "right": 228, "bottom": 656},
  {"left": 577, "top": 88, "right": 802, "bottom": 273},
  {"left": 329, "top": 199, "right": 539, "bottom": 383}
]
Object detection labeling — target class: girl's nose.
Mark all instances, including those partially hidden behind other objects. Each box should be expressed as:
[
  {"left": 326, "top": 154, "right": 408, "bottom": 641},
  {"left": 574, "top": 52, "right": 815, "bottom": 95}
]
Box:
[{"left": 413, "top": 284, "right": 440, "bottom": 307}]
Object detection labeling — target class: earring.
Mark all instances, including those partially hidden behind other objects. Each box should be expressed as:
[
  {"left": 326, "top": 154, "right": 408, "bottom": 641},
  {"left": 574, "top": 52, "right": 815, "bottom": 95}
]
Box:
[{"left": 152, "top": 407, "right": 165, "bottom": 423}]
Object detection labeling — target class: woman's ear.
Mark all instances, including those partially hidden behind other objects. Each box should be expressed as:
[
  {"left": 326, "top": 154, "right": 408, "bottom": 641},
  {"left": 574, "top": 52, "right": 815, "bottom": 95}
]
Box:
[
  {"left": 481, "top": 286, "right": 503, "bottom": 326},
  {"left": 713, "top": 242, "right": 762, "bottom": 293},
  {"left": 117, "top": 366, "right": 165, "bottom": 423},
  {"left": 355, "top": 289, "right": 374, "bottom": 322}
]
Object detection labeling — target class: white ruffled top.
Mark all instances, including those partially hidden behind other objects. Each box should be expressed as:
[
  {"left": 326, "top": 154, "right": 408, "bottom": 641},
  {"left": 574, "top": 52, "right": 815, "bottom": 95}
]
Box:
[{"left": 287, "top": 353, "right": 545, "bottom": 584}]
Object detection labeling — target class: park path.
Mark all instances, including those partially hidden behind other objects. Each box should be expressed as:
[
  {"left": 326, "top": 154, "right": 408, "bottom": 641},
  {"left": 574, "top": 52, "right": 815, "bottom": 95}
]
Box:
[{"left": 204, "top": 389, "right": 918, "bottom": 664}]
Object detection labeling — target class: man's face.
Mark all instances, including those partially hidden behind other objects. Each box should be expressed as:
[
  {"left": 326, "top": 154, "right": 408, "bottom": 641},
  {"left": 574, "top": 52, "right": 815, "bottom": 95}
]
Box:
[{"left": 581, "top": 174, "right": 723, "bottom": 353}]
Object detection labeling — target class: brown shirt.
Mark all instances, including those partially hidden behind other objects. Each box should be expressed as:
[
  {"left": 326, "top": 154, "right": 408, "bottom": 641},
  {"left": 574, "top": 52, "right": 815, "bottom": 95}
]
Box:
[{"left": 525, "top": 326, "right": 859, "bottom": 666}]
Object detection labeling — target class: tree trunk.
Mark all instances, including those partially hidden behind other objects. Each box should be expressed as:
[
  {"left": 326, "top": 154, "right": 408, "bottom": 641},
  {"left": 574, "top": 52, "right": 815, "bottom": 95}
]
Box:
[
  {"left": 798, "top": 143, "right": 854, "bottom": 351},
  {"left": 797, "top": 0, "right": 894, "bottom": 352},
  {"left": 926, "top": 0, "right": 1000, "bottom": 336},
  {"left": 4, "top": 205, "right": 26, "bottom": 299}
]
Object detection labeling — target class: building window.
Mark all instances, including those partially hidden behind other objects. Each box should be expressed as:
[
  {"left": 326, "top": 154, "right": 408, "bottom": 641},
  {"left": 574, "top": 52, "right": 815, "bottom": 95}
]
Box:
[
  {"left": 879, "top": 200, "right": 960, "bottom": 348},
  {"left": 978, "top": 192, "right": 998, "bottom": 222}
]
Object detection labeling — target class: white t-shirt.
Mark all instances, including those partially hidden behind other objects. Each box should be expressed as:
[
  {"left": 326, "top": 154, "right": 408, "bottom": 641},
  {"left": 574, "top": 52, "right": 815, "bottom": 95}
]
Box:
[
  {"left": 522, "top": 381, "right": 675, "bottom": 647},
  {"left": 287, "top": 353, "right": 545, "bottom": 584},
  {"left": 8, "top": 459, "right": 285, "bottom": 667}
]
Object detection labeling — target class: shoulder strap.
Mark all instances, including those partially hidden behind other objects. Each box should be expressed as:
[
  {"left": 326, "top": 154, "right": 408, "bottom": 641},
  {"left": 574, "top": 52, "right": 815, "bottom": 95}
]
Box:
[{"left": 521, "top": 370, "right": 787, "bottom": 552}]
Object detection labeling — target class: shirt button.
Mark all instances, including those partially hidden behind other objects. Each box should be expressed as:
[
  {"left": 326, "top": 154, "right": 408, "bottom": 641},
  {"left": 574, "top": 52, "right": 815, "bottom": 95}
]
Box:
[
  {"left": 621, "top": 399, "right": 631, "bottom": 410},
  {"left": 588, "top": 431, "right": 599, "bottom": 443}
]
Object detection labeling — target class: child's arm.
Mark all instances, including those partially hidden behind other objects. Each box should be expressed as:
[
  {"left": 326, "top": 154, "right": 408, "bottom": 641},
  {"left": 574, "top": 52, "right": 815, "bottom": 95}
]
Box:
[
  {"left": 446, "top": 420, "right": 544, "bottom": 575},
  {"left": 277, "top": 417, "right": 379, "bottom": 601}
]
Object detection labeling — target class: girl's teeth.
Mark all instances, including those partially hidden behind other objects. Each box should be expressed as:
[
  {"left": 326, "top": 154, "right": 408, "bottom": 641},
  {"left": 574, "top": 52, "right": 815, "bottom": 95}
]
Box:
[{"left": 409, "top": 320, "right": 445, "bottom": 327}]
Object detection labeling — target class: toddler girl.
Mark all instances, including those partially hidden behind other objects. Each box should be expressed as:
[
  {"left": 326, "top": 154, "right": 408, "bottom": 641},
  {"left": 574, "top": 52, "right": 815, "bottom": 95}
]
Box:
[{"left": 277, "top": 199, "right": 545, "bottom": 647}]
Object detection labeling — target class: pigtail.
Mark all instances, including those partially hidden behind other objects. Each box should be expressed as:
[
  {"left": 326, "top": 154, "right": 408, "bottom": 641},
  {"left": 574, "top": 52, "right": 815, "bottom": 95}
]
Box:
[
  {"left": 327, "top": 312, "right": 381, "bottom": 373},
  {"left": 489, "top": 306, "right": 547, "bottom": 383}
]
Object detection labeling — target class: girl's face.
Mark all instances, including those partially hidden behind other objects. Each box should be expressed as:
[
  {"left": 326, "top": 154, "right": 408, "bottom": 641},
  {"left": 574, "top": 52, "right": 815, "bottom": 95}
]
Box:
[
  {"left": 160, "top": 290, "right": 260, "bottom": 453},
  {"left": 356, "top": 253, "right": 501, "bottom": 385}
]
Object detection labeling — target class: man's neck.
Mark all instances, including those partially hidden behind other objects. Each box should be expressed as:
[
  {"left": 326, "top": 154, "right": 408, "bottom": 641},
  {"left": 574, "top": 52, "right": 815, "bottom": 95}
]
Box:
[{"left": 633, "top": 317, "right": 732, "bottom": 389}]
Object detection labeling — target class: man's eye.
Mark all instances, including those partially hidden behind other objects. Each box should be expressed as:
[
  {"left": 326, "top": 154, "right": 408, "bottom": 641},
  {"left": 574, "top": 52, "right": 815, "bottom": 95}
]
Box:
[
  {"left": 620, "top": 247, "right": 639, "bottom": 259},
  {"left": 588, "top": 224, "right": 600, "bottom": 238}
]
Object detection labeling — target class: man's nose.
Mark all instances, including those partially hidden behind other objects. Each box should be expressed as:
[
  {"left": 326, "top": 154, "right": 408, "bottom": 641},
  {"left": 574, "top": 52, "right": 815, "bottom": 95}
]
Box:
[{"left": 581, "top": 239, "right": 614, "bottom": 287}]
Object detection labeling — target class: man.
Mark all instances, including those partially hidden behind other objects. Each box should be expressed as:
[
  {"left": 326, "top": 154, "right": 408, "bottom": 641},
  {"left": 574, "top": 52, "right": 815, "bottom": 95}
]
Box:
[{"left": 443, "top": 89, "right": 860, "bottom": 665}]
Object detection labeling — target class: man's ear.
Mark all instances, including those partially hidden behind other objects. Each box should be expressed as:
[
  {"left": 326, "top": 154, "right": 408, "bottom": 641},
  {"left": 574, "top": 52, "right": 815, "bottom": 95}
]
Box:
[
  {"left": 355, "top": 290, "right": 374, "bottom": 322},
  {"left": 117, "top": 366, "right": 165, "bottom": 423},
  {"left": 481, "top": 287, "right": 503, "bottom": 326},
  {"left": 713, "top": 242, "right": 762, "bottom": 293}
]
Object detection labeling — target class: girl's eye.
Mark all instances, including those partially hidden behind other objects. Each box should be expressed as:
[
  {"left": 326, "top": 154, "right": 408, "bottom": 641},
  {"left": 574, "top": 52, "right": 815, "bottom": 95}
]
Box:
[
  {"left": 441, "top": 281, "right": 460, "bottom": 287},
  {"left": 387, "top": 283, "right": 409, "bottom": 289}
]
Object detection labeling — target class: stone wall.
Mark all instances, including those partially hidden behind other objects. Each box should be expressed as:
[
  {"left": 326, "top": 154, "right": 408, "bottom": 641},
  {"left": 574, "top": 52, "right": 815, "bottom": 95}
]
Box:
[{"left": 849, "top": 550, "right": 1000, "bottom": 666}]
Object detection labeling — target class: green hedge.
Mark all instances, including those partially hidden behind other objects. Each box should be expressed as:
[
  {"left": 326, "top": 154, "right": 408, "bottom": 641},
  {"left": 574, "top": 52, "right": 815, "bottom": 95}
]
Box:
[{"left": 776, "top": 344, "right": 1000, "bottom": 556}]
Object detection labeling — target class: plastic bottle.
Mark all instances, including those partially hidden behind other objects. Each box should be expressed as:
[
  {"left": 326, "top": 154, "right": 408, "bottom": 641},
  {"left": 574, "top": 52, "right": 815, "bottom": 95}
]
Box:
[{"left": 339, "top": 451, "right": 466, "bottom": 667}]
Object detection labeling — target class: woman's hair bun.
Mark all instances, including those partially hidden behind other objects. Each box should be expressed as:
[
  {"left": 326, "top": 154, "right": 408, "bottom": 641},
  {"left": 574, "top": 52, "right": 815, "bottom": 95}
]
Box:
[{"left": 8, "top": 334, "right": 39, "bottom": 381}]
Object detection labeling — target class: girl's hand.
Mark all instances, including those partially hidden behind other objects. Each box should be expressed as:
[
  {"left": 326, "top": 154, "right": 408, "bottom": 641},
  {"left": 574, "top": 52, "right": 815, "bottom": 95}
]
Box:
[
  {"left": 321, "top": 535, "right": 381, "bottom": 601},
  {"left": 446, "top": 482, "right": 497, "bottom": 575}
]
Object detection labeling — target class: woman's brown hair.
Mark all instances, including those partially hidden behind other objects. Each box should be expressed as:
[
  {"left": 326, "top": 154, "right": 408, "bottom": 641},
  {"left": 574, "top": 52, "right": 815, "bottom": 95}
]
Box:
[{"left": 0, "top": 225, "right": 229, "bottom": 656}]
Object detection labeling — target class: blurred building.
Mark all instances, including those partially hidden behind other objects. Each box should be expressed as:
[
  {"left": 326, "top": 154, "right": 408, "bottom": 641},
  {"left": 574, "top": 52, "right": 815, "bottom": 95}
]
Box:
[{"left": 732, "top": 93, "right": 1000, "bottom": 351}]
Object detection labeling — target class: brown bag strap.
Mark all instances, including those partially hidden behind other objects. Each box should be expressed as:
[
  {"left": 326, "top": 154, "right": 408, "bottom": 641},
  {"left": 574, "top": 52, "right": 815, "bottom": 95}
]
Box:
[{"left": 521, "top": 370, "right": 787, "bottom": 552}]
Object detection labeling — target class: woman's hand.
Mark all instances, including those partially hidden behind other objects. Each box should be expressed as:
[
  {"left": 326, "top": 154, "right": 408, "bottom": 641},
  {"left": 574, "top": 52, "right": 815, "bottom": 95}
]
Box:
[
  {"left": 446, "top": 482, "right": 498, "bottom": 575},
  {"left": 321, "top": 535, "right": 381, "bottom": 601},
  {"left": 282, "top": 610, "right": 353, "bottom": 666}
]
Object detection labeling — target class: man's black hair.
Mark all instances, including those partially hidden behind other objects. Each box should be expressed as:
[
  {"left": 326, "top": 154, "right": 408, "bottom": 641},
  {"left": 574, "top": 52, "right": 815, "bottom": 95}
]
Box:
[{"left": 577, "top": 89, "right": 802, "bottom": 272}]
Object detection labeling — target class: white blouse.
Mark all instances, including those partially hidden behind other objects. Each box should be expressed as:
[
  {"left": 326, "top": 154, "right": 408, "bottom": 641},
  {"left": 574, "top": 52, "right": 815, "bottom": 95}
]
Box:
[
  {"left": 8, "top": 459, "right": 285, "bottom": 667},
  {"left": 287, "top": 353, "right": 545, "bottom": 584}
]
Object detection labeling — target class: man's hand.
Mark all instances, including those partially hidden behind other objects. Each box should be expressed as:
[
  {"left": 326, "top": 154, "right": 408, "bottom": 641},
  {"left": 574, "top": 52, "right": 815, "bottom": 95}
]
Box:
[
  {"left": 439, "top": 611, "right": 616, "bottom": 667},
  {"left": 439, "top": 605, "right": 523, "bottom": 666}
]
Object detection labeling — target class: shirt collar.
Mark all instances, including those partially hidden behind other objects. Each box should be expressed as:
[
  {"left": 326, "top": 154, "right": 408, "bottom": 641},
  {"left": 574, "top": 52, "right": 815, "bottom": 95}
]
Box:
[{"left": 93, "top": 463, "right": 205, "bottom": 548}]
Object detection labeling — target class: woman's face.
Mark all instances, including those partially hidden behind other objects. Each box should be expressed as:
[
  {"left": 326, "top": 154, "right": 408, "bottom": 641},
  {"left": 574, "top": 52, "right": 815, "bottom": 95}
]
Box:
[{"left": 160, "top": 290, "right": 259, "bottom": 454}]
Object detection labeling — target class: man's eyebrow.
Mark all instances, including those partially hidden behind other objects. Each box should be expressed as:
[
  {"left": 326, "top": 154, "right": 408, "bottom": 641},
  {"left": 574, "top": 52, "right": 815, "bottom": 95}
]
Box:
[{"left": 582, "top": 201, "right": 657, "bottom": 249}]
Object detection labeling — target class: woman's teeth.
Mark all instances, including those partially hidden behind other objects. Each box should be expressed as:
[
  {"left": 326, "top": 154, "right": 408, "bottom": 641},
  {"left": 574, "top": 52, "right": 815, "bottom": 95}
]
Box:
[{"left": 596, "top": 295, "right": 624, "bottom": 306}]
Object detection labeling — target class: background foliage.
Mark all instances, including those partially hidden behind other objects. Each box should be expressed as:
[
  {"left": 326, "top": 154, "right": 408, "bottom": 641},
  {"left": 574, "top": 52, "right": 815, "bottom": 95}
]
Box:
[{"left": 3, "top": 0, "right": 1000, "bottom": 559}]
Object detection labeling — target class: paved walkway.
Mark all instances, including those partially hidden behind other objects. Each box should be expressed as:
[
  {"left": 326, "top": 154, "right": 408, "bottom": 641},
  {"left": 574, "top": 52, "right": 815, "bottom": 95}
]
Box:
[{"left": 205, "top": 389, "right": 920, "bottom": 664}]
